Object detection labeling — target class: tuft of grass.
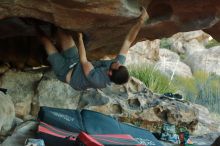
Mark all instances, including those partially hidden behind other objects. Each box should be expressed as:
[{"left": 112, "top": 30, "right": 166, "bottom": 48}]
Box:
[
  {"left": 173, "top": 76, "right": 198, "bottom": 102},
  {"left": 205, "top": 39, "right": 220, "bottom": 49},
  {"left": 173, "top": 71, "right": 220, "bottom": 113},
  {"left": 128, "top": 64, "right": 220, "bottom": 114},
  {"left": 179, "top": 54, "right": 187, "bottom": 60},
  {"left": 128, "top": 65, "right": 176, "bottom": 94},
  {"left": 160, "top": 38, "right": 172, "bottom": 49}
]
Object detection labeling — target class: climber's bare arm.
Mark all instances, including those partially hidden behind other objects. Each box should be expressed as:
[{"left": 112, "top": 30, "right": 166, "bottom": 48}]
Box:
[
  {"left": 119, "top": 7, "right": 149, "bottom": 56},
  {"left": 78, "top": 33, "right": 94, "bottom": 76}
]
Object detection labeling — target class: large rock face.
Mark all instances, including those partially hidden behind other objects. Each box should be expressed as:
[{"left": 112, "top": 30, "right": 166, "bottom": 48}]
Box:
[
  {"left": 185, "top": 46, "right": 220, "bottom": 75},
  {"left": 0, "top": 92, "right": 15, "bottom": 135},
  {"left": 126, "top": 40, "right": 160, "bottom": 65},
  {"left": 155, "top": 49, "right": 193, "bottom": 78},
  {"left": 0, "top": 70, "right": 42, "bottom": 118},
  {"left": 169, "top": 30, "right": 210, "bottom": 54},
  {"left": 37, "top": 76, "right": 80, "bottom": 110},
  {"left": 0, "top": 0, "right": 220, "bottom": 67},
  {"left": 1, "top": 121, "right": 37, "bottom": 146}
]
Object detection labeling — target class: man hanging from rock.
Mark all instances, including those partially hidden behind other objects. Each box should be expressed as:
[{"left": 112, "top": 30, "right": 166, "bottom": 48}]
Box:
[{"left": 39, "top": 7, "right": 148, "bottom": 90}]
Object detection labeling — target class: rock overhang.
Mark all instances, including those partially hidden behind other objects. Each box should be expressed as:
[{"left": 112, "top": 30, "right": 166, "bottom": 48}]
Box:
[{"left": 0, "top": 0, "right": 220, "bottom": 68}]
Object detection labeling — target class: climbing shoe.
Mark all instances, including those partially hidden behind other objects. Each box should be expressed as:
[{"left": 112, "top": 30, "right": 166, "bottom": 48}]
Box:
[{"left": 161, "top": 93, "right": 184, "bottom": 101}]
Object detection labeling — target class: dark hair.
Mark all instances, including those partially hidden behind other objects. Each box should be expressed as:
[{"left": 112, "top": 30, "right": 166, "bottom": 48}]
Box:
[{"left": 109, "top": 66, "right": 129, "bottom": 84}]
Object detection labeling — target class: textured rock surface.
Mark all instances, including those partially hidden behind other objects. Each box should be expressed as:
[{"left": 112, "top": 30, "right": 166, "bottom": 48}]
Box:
[
  {"left": 193, "top": 104, "right": 220, "bottom": 136},
  {"left": 159, "top": 49, "right": 180, "bottom": 61},
  {"left": 0, "top": 1, "right": 220, "bottom": 67},
  {"left": 0, "top": 70, "right": 42, "bottom": 118},
  {"left": 37, "top": 77, "right": 80, "bottom": 110},
  {"left": 183, "top": 39, "right": 206, "bottom": 55},
  {"left": 155, "top": 61, "right": 193, "bottom": 78},
  {"left": 191, "top": 132, "right": 220, "bottom": 146},
  {"left": 168, "top": 30, "right": 210, "bottom": 54},
  {"left": 1, "top": 121, "right": 37, "bottom": 146},
  {"left": 155, "top": 49, "right": 193, "bottom": 78},
  {"left": 185, "top": 46, "right": 220, "bottom": 75},
  {"left": 0, "top": 92, "right": 15, "bottom": 135},
  {"left": 153, "top": 100, "right": 198, "bottom": 131},
  {"left": 126, "top": 40, "right": 160, "bottom": 65},
  {"left": 127, "top": 46, "right": 193, "bottom": 78}
]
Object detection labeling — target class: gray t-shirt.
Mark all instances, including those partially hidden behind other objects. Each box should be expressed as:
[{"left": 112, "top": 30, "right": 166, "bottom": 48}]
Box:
[{"left": 70, "top": 54, "right": 126, "bottom": 90}]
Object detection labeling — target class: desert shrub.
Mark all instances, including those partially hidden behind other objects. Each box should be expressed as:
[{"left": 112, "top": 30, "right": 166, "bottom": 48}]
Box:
[
  {"left": 205, "top": 39, "right": 220, "bottom": 49},
  {"left": 174, "top": 71, "right": 220, "bottom": 113},
  {"left": 129, "top": 64, "right": 220, "bottom": 113},
  {"left": 128, "top": 65, "right": 176, "bottom": 94},
  {"left": 160, "top": 38, "right": 172, "bottom": 49},
  {"left": 173, "top": 76, "right": 198, "bottom": 102}
]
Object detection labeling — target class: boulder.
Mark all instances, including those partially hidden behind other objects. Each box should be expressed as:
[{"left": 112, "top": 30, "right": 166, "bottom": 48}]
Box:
[
  {"left": 1, "top": 121, "right": 37, "bottom": 146},
  {"left": 159, "top": 49, "right": 180, "bottom": 61},
  {"left": 0, "top": 92, "right": 15, "bottom": 135},
  {"left": 126, "top": 40, "right": 160, "bottom": 65},
  {"left": 183, "top": 39, "right": 206, "bottom": 55},
  {"left": 35, "top": 71, "right": 199, "bottom": 132},
  {"left": 37, "top": 72, "right": 80, "bottom": 110},
  {"left": 171, "top": 40, "right": 185, "bottom": 54},
  {"left": 0, "top": 70, "right": 42, "bottom": 118},
  {"left": 171, "top": 30, "right": 210, "bottom": 43},
  {"left": 81, "top": 78, "right": 199, "bottom": 132},
  {"left": 182, "top": 30, "right": 210, "bottom": 44},
  {"left": 155, "top": 49, "right": 193, "bottom": 78},
  {"left": 190, "top": 133, "right": 220, "bottom": 146},
  {"left": 36, "top": 74, "right": 161, "bottom": 132},
  {"left": 170, "top": 30, "right": 210, "bottom": 54},
  {"left": 192, "top": 104, "right": 220, "bottom": 135},
  {"left": 155, "top": 60, "right": 193, "bottom": 78},
  {"left": 153, "top": 100, "right": 198, "bottom": 132},
  {"left": 185, "top": 46, "right": 220, "bottom": 75}
]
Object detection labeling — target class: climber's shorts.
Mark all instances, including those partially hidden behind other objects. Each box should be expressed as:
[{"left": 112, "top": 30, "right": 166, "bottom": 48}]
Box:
[{"left": 47, "top": 47, "right": 79, "bottom": 82}]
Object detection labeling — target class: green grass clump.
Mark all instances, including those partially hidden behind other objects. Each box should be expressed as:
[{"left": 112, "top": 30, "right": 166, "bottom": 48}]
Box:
[
  {"left": 173, "top": 76, "right": 198, "bottom": 102},
  {"left": 128, "top": 65, "right": 176, "bottom": 94},
  {"left": 173, "top": 71, "right": 220, "bottom": 113},
  {"left": 128, "top": 65, "right": 220, "bottom": 113},
  {"left": 128, "top": 64, "right": 220, "bottom": 113},
  {"left": 160, "top": 38, "right": 172, "bottom": 49},
  {"left": 205, "top": 39, "right": 220, "bottom": 49}
]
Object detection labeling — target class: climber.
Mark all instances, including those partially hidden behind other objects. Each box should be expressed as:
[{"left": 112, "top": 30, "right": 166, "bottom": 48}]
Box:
[{"left": 39, "top": 7, "right": 148, "bottom": 90}]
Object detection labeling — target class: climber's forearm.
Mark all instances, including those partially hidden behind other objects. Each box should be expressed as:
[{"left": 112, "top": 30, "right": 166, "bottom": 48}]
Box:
[
  {"left": 78, "top": 33, "right": 94, "bottom": 76},
  {"left": 119, "top": 7, "right": 148, "bottom": 55},
  {"left": 78, "top": 36, "right": 88, "bottom": 63},
  {"left": 126, "top": 20, "right": 143, "bottom": 45}
]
